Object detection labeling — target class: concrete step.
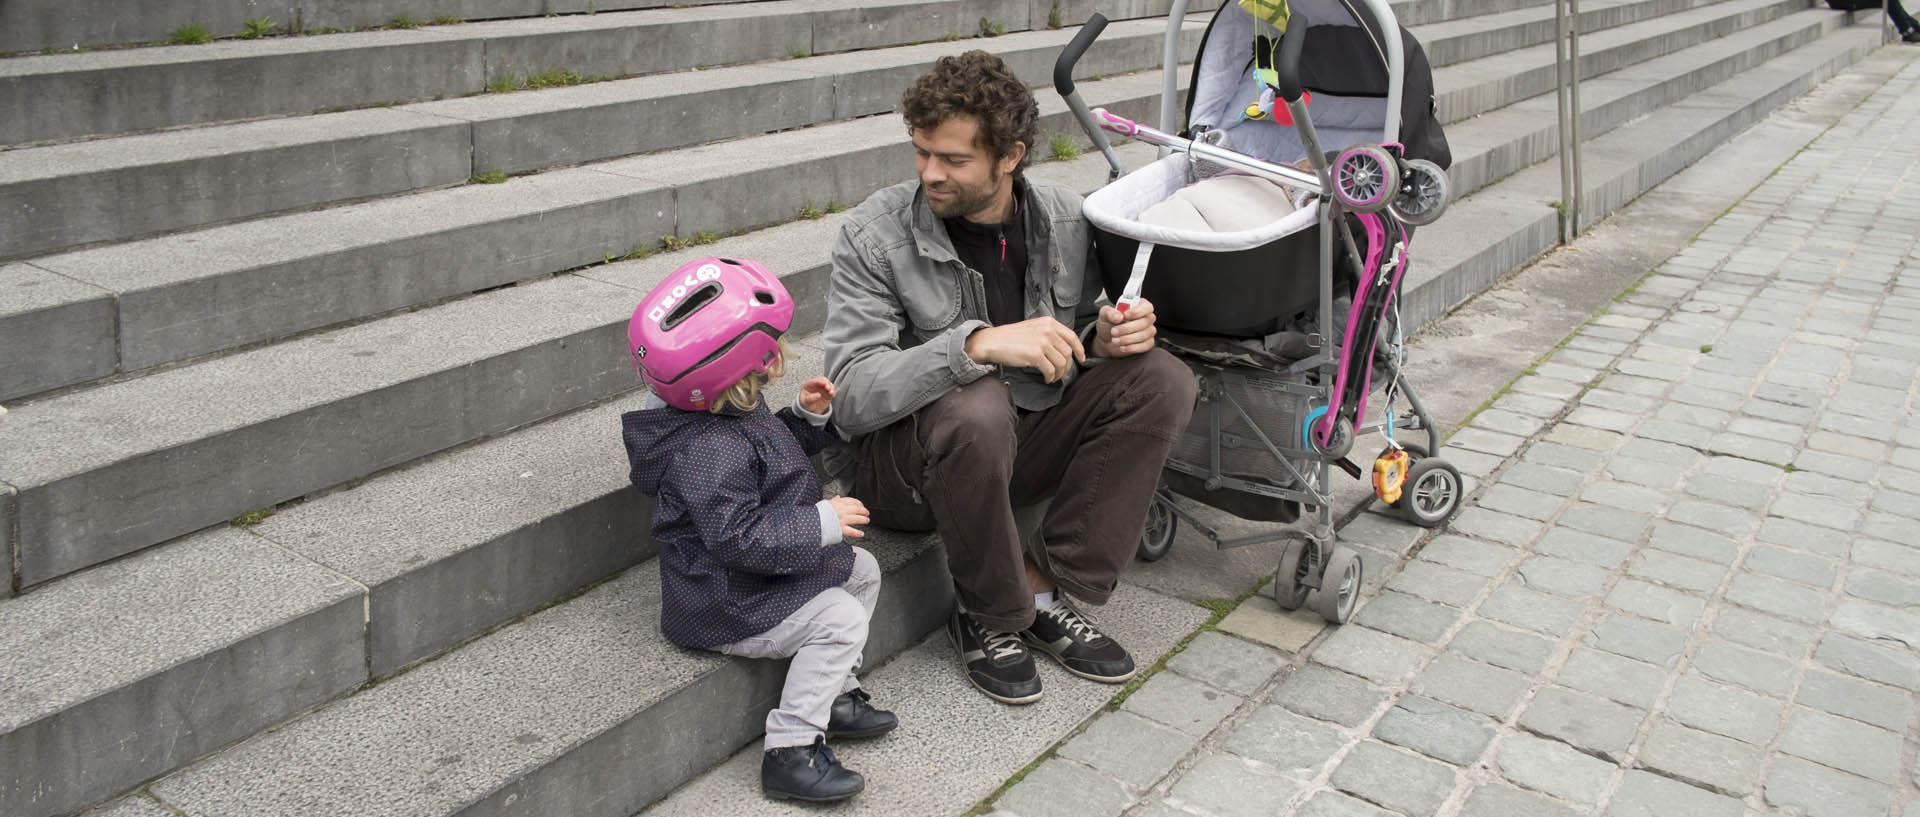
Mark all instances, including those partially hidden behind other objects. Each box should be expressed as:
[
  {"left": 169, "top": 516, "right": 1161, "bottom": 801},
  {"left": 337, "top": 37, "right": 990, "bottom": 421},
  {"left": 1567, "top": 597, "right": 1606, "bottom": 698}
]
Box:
[
  {"left": 3, "top": 521, "right": 952, "bottom": 817},
  {"left": 0, "top": 16, "right": 1200, "bottom": 263},
  {"left": 0, "top": 527, "right": 366, "bottom": 817},
  {"left": 1445, "top": 3, "right": 1861, "bottom": 199},
  {"left": 0, "top": 0, "right": 763, "bottom": 54},
  {"left": 128, "top": 564, "right": 1202, "bottom": 817},
  {"left": 1419, "top": 0, "right": 1732, "bottom": 69},
  {"left": 0, "top": 145, "right": 1141, "bottom": 816},
  {"left": 0, "top": 76, "right": 1173, "bottom": 590},
  {"left": 1433, "top": 0, "right": 1816, "bottom": 123},
  {"left": 0, "top": 0, "right": 1208, "bottom": 147},
  {"left": 0, "top": 64, "right": 1177, "bottom": 403}
]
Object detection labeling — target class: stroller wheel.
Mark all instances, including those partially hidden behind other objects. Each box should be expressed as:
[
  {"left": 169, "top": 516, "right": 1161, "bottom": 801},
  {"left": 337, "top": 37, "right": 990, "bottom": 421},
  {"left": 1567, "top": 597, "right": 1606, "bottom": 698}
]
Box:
[
  {"left": 1138, "top": 497, "right": 1177, "bottom": 562},
  {"left": 1312, "top": 546, "right": 1363, "bottom": 623},
  {"left": 1390, "top": 159, "right": 1451, "bottom": 226},
  {"left": 1303, "top": 409, "right": 1356, "bottom": 460},
  {"left": 1331, "top": 145, "right": 1399, "bottom": 213},
  {"left": 1400, "top": 457, "right": 1464, "bottom": 527},
  {"left": 1274, "top": 539, "right": 1313, "bottom": 610}
]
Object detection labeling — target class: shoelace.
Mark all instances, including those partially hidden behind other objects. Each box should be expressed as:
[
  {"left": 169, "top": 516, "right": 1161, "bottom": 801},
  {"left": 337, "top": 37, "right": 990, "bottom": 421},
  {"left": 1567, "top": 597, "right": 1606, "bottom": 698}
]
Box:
[
  {"left": 1045, "top": 601, "right": 1104, "bottom": 643},
  {"left": 811, "top": 737, "right": 840, "bottom": 769},
  {"left": 983, "top": 629, "right": 1026, "bottom": 661}
]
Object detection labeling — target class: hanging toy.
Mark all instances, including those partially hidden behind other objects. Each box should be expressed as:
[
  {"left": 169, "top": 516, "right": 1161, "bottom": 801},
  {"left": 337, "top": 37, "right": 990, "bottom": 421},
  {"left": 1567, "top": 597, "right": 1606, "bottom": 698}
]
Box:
[
  {"left": 1372, "top": 447, "right": 1409, "bottom": 503},
  {"left": 1240, "top": 33, "right": 1310, "bottom": 125}
]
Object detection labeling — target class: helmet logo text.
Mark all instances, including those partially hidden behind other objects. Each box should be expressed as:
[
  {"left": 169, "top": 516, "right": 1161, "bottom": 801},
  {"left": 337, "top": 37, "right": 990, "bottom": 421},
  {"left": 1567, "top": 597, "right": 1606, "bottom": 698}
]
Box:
[{"left": 646, "top": 263, "right": 724, "bottom": 324}]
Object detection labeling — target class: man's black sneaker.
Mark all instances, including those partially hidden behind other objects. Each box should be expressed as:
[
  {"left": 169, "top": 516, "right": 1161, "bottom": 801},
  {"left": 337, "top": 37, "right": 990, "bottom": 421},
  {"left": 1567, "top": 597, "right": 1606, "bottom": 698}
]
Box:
[
  {"left": 1022, "top": 598, "right": 1137, "bottom": 683},
  {"left": 762, "top": 736, "right": 865, "bottom": 802},
  {"left": 946, "top": 610, "right": 1043, "bottom": 704},
  {"left": 1904, "top": 29, "right": 1920, "bottom": 42},
  {"left": 826, "top": 688, "right": 898, "bottom": 738}
]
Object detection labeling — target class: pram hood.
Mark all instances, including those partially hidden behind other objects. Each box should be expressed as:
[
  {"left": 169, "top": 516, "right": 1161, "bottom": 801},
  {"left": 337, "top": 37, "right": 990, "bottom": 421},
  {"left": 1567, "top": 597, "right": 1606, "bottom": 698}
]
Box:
[
  {"left": 1083, "top": 153, "right": 1316, "bottom": 251},
  {"left": 1184, "top": 0, "right": 1450, "bottom": 169}
]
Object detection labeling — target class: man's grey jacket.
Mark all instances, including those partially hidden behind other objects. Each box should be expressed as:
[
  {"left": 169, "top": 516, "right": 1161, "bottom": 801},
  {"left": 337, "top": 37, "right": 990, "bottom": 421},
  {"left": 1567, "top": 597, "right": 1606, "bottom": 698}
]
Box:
[{"left": 823, "top": 176, "right": 1105, "bottom": 438}]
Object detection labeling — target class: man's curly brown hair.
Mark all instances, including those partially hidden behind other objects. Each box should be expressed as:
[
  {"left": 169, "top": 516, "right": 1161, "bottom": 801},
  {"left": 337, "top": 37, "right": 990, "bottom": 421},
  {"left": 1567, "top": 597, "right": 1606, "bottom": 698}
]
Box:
[{"left": 901, "top": 50, "right": 1039, "bottom": 175}]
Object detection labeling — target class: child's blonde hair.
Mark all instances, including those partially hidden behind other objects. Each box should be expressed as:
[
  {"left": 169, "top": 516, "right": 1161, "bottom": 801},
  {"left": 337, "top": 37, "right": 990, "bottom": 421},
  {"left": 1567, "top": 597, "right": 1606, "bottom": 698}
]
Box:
[{"left": 709, "top": 337, "right": 789, "bottom": 413}]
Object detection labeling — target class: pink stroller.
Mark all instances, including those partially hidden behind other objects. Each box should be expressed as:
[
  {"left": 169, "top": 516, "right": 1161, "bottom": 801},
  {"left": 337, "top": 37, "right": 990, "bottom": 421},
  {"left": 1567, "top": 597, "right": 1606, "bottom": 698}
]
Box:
[{"left": 1056, "top": 0, "right": 1462, "bottom": 623}]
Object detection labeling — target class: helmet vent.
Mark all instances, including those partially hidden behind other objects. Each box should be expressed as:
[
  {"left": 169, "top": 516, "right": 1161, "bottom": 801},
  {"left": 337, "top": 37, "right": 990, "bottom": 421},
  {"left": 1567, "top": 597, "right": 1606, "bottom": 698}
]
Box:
[
  {"left": 661, "top": 282, "right": 722, "bottom": 330},
  {"left": 754, "top": 290, "right": 777, "bottom": 305}
]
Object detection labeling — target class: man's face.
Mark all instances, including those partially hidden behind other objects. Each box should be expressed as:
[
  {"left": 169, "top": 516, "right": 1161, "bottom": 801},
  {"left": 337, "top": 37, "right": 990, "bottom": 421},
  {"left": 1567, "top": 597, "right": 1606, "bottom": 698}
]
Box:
[{"left": 912, "top": 115, "right": 1022, "bottom": 220}]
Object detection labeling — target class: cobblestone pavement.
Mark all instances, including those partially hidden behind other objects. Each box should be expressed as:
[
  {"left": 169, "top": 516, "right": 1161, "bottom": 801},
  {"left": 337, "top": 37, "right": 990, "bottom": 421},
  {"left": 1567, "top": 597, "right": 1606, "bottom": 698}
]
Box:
[{"left": 985, "top": 55, "right": 1920, "bottom": 817}]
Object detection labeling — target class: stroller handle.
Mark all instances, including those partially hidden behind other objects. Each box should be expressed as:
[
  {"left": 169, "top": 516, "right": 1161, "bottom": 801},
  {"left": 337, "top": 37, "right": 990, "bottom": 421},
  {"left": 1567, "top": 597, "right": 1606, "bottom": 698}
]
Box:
[
  {"left": 1271, "top": 11, "right": 1309, "bottom": 103},
  {"left": 1055, "top": 14, "right": 1128, "bottom": 180},
  {"left": 1053, "top": 13, "right": 1108, "bottom": 97}
]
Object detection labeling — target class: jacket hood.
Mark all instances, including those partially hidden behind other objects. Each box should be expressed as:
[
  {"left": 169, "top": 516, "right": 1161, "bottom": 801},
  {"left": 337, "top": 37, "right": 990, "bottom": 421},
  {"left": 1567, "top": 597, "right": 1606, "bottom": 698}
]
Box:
[{"left": 622, "top": 395, "right": 727, "bottom": 496}]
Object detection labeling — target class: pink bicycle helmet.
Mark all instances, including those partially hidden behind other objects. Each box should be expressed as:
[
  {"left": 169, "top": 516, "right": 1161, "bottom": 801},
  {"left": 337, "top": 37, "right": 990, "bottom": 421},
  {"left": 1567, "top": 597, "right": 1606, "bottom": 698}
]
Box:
[{"left": 628, "top": 256, "right": 794, "bottom": 411}]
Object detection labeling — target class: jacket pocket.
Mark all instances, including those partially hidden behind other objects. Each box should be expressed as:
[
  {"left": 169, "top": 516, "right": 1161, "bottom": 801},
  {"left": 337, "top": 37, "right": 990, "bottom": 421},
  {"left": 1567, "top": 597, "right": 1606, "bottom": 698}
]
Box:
[{"left": 893, "top": 257, "right": 964, "bottom": 336}]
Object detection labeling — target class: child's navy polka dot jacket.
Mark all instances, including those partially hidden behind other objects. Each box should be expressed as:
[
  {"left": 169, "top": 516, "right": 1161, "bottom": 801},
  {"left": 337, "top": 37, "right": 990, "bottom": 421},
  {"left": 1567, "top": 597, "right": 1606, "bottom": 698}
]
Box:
[{"left": 622, "top": 397, "right": 853, "bottom": 649}]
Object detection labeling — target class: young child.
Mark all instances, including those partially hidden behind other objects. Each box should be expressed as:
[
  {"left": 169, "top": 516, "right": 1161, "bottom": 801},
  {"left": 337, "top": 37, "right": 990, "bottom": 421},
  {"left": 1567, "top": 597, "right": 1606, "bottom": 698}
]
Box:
[{"left": 620, "top": 256, "right": 896, "bottom": 803}]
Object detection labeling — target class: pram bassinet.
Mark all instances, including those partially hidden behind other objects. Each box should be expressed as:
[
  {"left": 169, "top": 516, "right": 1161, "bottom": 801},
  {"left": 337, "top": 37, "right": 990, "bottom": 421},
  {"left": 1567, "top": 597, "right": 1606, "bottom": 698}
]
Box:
[{"left": 1055, "top": 0, "right": 1466, "bottom": 623}]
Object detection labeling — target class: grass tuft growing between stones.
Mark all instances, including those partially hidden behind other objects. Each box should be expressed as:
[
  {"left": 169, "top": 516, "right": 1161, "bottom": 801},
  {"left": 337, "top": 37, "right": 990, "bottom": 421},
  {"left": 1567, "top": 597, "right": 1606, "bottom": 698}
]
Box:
[{"left": 169, "top": 24, "right": 213, "bottom": 45}]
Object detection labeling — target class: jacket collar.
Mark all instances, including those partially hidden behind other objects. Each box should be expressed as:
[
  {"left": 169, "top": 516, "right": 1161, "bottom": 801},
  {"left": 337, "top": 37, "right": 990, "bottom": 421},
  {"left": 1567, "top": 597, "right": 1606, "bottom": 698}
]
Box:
[{"left": 911, "top": 175, "right": 1037, "bottom": 265}]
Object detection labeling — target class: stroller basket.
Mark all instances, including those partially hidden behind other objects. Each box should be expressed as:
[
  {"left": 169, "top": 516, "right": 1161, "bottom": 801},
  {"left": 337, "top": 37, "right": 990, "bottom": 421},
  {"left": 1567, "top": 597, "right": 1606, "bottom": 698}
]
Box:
[{"left": 1164, "top": 355, "right": 1314, "bottom": 523}]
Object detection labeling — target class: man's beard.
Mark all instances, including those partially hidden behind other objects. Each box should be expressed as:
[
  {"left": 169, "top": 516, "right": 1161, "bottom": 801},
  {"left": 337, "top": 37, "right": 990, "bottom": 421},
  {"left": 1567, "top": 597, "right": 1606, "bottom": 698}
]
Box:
[{"left": 926, "top": 166, "right": 1004, "bottom": 219}]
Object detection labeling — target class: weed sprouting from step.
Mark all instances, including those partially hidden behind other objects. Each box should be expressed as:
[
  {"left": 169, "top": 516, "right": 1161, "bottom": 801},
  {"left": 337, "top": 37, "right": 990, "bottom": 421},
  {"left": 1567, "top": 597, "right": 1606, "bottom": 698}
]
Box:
[
  {"left": 694, "top": 231, "right": 718, "bottom": 246},
  {"left": 470, "top": 170, "right": 508, "bottom": 184},
  {"left": 1049, "top": 135, "right": 1080, "bottom": 161},
  {"left": 825, "top": 203, "right": 846, "bottom": 214},
  {"left": 978, "top": 17, "right": 1007, "bottom": 37},
  {"left": 938, "top": 32, "right": 962, "bottom": 42},
  {"left": 389, "top": 15, "right": 422, "bottom": 29},
  {"left": 238, "top": 17, "right": 278, "bottom": 38},
  {"left": 789, "top": 49, "right": 811, "bottom": 59},
  {"left": 625, "top": 246, "right": 654, "bottom": 261},
  {"left": 799, "top": 204, "right": 825, "bottom": 220},
  {"left": 526, "top": 68, "right": 585, "bottom": 88},
  {"left": 434, "top": 15, "right": 462, "bottom": 25},
  {"left": 231, "top": 507, "right": 276, "bottom": 527},
  {"left": 169, "top": 24, "right": 213, "bottom": 45},
  {"left": 1048, "top": 3, "right": 1063, "bottom": 28}
]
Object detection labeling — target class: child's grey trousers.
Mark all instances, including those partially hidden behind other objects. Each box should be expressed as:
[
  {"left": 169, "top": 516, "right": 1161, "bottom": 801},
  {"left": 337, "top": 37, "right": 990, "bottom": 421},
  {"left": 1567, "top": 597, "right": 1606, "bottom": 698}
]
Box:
[{"left": 716, "top": 546, "right": 881, "bottom": 750}]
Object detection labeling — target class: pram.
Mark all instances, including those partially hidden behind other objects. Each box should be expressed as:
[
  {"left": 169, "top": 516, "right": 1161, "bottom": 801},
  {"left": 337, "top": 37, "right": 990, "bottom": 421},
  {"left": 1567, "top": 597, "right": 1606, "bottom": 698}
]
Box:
[{"left": 1054, "top": 0, "right": 1464, "bottom": 623}]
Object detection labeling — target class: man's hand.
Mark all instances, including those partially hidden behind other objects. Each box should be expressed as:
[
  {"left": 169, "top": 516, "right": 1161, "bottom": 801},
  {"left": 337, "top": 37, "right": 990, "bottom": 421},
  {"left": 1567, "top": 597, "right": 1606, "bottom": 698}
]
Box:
[
  {"left": 963, "top": 317, "right": 1087, "bottom": 383},
  {"left": 828, "top": 495, "right": 869, "bottom": 540},
  {"left": 1093, "top": 298, "right": 1158, "bottom": 359},
  {"left": 798, "top": 377, "right": 835, "bottom": 414}
]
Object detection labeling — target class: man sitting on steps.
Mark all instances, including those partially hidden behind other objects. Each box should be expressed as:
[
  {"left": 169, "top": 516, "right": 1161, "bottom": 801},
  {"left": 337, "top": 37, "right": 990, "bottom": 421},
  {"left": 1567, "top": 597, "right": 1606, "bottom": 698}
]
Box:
[{"left": 821, "top": 50, "right": 1198, "bottom": 704}]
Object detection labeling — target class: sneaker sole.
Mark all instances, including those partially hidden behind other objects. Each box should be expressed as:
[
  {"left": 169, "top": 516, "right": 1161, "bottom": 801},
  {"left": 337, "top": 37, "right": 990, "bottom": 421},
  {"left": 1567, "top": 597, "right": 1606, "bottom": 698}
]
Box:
[
  {"left": 765, "top": 785, "right": 864, "bottom": 803},
  {"left": 1023, "top": 637, "right": 1138, "bottom": 684},
  {"left": 970, "top": 678, "right": 1044, "bottom": 705}
]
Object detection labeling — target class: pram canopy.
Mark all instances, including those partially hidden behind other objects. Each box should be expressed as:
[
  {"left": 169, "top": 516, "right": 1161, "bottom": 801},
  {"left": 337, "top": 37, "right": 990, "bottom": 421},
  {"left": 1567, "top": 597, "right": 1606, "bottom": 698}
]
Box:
[{"left": 1185, "top": 0, "right": 1450, "bottom": 169}]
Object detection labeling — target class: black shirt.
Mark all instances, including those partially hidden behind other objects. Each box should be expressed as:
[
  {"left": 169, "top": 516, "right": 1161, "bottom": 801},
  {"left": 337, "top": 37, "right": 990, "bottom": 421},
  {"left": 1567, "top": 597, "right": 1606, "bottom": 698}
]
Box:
[{"left": 943, "top": 192, "right": 1028, "bottom": 328}]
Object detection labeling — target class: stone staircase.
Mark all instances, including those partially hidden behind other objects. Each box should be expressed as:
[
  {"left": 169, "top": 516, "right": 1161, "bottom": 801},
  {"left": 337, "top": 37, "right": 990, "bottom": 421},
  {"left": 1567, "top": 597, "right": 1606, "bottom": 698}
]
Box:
[{"left": 0, "top": 0, "right": 1893, "bottom": 814}]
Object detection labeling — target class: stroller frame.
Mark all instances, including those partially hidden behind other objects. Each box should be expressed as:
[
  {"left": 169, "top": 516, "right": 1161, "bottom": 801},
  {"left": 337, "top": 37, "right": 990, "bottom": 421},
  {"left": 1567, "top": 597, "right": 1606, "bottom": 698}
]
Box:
[{"left": 1056, "top": 0, "right": 1463, "bottom": 623}]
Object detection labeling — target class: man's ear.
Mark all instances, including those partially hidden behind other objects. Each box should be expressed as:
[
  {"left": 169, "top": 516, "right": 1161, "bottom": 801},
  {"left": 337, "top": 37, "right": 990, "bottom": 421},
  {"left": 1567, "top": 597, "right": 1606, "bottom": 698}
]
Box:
[{"left": 1000, "top": 140, "right": 1027, "bottom": 175}]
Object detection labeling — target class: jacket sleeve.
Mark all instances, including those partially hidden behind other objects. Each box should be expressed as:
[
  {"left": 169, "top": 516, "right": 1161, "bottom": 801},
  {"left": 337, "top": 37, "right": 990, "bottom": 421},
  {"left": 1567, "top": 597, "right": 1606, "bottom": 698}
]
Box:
[
  {"left": 661, "top": 430, "right": 836, "bottom": 576},
  {"left": 823, "top": 219, "right": 993, "bottom": 437},
  {"left": 776, "top": 405, "right": 840, "bottom": 456}
]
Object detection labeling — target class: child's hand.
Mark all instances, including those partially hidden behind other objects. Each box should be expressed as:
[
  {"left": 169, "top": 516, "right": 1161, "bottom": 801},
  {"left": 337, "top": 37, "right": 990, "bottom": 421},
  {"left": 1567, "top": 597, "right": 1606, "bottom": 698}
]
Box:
[
  {"left": 799, "top": 377, "right": 836, "bottom": 415},
  {"left": 829, "top": 495, "right": 869, "bottom": 540}
]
